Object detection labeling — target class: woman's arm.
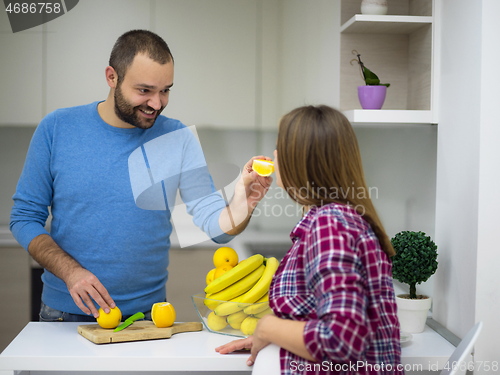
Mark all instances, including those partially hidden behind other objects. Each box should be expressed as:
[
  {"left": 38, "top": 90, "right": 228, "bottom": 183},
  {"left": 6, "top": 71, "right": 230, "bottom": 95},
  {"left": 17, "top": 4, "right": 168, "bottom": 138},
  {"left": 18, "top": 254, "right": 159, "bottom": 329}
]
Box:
[
  {"left": 252, "top": 315, "right": 315, "bottom": 363},
  {"left": 215, "top": 315, "right": 315, "bottom": 366}
]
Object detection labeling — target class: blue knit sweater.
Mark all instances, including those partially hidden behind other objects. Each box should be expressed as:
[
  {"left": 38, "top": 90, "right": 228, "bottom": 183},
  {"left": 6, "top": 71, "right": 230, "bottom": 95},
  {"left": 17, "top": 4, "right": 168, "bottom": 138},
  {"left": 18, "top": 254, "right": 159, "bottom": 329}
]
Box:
[{"left": 10, "top": 102, "right": 232, "bottom": 315}]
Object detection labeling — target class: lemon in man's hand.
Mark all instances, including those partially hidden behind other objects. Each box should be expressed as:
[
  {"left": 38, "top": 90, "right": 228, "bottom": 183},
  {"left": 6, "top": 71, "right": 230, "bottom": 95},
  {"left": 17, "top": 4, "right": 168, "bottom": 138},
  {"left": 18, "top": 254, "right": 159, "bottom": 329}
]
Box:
[
  {"left": 252, "top": 159, "right": 274, "bottom": 177},
  {"left": 96, "top": 306, "right": 122, "bottom": 329},
  {"left": 152, "top": 302, "right": 176, "bottom": 328}
]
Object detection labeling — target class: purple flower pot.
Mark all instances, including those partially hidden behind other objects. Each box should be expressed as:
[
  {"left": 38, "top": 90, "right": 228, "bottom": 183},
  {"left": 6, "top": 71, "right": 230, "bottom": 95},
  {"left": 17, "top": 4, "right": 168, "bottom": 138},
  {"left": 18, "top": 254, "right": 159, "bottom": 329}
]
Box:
[{"left": 357, "top": 85, "right": 387, "bottom": 109}]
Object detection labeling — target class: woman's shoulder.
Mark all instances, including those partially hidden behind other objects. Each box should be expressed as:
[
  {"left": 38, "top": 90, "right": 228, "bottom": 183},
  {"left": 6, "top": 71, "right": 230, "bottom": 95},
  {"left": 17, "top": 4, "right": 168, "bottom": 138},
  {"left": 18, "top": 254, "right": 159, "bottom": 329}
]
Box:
[{"left": 310, "top": 203, "right": 368, "bottom": 229}]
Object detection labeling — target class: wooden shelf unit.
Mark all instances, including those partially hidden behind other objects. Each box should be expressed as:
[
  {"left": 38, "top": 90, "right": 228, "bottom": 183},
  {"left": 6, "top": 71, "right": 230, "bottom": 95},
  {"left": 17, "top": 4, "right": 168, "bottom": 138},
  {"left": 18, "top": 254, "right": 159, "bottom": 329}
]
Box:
[{"left": 340, "top": 0, "right": 436, "bottom": 126}]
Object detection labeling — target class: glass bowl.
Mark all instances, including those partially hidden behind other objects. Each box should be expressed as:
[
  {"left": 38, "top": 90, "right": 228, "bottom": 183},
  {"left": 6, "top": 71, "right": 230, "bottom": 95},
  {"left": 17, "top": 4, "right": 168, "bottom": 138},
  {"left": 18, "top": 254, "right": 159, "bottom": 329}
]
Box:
[{"left": 191, "top": 293, "right": 272, "bottom": 337}]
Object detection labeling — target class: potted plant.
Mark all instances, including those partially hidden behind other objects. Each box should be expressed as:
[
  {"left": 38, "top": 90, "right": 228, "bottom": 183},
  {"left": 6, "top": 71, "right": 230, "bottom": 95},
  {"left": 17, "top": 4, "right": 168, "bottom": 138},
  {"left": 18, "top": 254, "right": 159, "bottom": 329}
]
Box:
[
  {"left": 391, "top": 231, "right": 438, "bottom": 333},
  {"left": 351, "top": 50, "right": 390, "bottom": 109}
]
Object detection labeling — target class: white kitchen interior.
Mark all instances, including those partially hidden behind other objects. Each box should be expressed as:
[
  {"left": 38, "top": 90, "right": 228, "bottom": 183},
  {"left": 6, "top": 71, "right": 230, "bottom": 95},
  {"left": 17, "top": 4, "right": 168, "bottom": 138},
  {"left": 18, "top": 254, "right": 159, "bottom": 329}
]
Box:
[{"left": 0, "top": 0, "right": 498, "bottom": 373}]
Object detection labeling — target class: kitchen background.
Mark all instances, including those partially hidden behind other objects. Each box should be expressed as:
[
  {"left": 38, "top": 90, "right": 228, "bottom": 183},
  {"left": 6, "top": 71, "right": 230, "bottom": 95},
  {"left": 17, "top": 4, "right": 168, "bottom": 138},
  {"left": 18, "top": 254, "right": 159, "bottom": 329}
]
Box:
[{"left": 1, "top": 0, "right": 498, "bottom": 368}]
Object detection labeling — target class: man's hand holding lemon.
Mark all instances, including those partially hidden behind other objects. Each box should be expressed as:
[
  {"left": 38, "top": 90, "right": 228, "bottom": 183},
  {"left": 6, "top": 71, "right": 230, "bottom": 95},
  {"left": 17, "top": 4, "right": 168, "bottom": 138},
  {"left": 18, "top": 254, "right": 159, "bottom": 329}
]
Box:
[
  {"left": 219, "top": 156, "right": 273, "bottom": 236},
  {"left": 28, "top": 233, "right": 116, "bottom": 318},
  {"left": 66, "top": 266, "right": 116, "bottom": 318}
]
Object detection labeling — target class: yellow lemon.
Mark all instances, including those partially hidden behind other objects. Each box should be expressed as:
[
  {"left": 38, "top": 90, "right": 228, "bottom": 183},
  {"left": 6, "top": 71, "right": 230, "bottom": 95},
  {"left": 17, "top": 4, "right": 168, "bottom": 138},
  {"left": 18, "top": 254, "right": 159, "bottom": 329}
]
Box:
[
  {"left": 206, "top": 268, "right": 217, "bottom": 285},
  {"left": 152, "top": 302, "right": 176, "bottom": 328},
  {"left": 207, "top": 311, "right": 227, "bottom": 331},
  {"left": 96, "top": 306, "right": 122, "bottom": 329},
  {"left": 213, "top": 247, "right": 239, "bottom": 268},
  {"left": 252, "top": 159, "right": 274, "bottom": 177},
  {"left": 214, "top": 264, "right": 233, "bottom": 279},
  {"left": 240, "top": 316, "right": 259, "bottom": 335}
]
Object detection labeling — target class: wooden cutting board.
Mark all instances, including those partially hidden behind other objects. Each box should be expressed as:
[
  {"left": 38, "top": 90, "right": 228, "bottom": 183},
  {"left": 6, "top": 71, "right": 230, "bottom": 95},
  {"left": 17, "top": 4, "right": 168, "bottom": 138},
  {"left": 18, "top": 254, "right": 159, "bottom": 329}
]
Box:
[{"left": 78, "top": 321, "right": 203, "bottom": 344}]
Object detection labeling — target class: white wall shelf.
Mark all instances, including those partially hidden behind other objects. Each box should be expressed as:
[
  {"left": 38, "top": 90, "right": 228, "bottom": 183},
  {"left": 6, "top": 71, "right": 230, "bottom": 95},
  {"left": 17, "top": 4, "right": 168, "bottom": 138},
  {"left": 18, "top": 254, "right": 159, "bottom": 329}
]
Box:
[
  {"left": 339, "top": 0, "right": 436, "bottom": 126},
  {"left": 341, "top": 15, "right": 432, "bottom": 34},
  {"left": 344, "top": 109, "right": 435, "bottom": 126}
]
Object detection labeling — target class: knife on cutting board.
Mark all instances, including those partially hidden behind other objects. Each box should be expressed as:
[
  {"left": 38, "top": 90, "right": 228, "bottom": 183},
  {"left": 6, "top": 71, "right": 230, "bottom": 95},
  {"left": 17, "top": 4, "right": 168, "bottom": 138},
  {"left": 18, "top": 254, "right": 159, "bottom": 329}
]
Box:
[{"left": 114, "top": 312, "right": 145, "bottom": 332}]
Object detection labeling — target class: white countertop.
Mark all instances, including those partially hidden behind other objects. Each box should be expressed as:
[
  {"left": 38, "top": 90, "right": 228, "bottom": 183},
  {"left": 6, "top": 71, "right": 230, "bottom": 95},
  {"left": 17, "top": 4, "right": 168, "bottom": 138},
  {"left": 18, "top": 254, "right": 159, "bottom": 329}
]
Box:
[
  {"left": 400, "top": 324, "right": 456, "bottom": 371},
  {"left": 0, "top": 322, "right": 456, "bottom": 374},
  {"left": 0, "top": 322, "right": 250, "bottom": 374}
]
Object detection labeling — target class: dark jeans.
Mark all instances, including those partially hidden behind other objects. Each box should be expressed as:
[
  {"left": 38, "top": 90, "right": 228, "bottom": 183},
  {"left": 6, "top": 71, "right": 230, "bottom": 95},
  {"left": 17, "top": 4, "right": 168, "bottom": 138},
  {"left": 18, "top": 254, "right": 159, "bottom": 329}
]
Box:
[{"left": 39, "top": 302, "right": 152, "bottom": 322}]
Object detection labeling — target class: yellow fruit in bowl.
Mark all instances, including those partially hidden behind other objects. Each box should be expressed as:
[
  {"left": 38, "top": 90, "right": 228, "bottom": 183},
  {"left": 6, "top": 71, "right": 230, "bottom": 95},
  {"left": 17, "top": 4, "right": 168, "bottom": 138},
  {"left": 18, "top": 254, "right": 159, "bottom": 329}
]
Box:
[
  {"left": 207, "top": 311, "right": 227, "bottom": 331},
  {"left": 96, "top": 306, "right": 122, "bottom": 329},
  {"left": 252, "top": 159, "right": 274, "bottom": 177},
  {"left": 254, "top": 307, "right": 273, "bottom": 318},
  {"left": 213, "top": 247, "right": 239, "bottom": 268},
  {"left": 206, "top": 268, "right": 217, "bottom": 285},
  {"left": 240, "top": 316, "right": 259, "bottom": 335},
  {"left": 152, "top": 302, "right": 176, "bottom": 328},
  {"left": 227, "top": 310, "right": 248, "bottom": 330},
  {"left": 203, "top": 293, "right": 222, "bottom": 310},
  {"left": 214, "top": 264, "right": 233, "bottom": 279}
]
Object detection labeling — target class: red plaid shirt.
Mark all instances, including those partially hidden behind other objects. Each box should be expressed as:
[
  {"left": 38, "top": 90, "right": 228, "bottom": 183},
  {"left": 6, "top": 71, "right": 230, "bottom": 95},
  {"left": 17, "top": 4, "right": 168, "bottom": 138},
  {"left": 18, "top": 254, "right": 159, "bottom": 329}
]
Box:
[{"left": 269, "top": 203, "right": 403, "bottom": 375}]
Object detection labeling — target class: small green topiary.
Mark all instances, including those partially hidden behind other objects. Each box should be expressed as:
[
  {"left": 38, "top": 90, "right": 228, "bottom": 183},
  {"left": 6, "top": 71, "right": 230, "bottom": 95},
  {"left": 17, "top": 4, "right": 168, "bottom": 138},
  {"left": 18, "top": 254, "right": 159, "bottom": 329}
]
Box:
[{"left": 391, "top": 231, "right": 438, "bottom": 299}]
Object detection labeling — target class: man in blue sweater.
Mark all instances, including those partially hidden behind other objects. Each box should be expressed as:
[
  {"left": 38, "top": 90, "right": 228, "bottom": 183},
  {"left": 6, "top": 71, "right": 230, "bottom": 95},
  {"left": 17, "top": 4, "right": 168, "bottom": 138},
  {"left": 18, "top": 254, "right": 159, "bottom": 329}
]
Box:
[{"left": 10, "top": 30, "right": 271, "bottom": 321}]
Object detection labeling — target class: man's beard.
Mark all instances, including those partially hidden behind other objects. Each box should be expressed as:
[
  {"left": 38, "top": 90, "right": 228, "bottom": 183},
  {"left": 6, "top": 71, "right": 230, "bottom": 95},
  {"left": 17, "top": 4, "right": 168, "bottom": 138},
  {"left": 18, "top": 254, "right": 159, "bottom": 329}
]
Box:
[{"left": 114, "top": 85, "right": 163, "bottom": 129}]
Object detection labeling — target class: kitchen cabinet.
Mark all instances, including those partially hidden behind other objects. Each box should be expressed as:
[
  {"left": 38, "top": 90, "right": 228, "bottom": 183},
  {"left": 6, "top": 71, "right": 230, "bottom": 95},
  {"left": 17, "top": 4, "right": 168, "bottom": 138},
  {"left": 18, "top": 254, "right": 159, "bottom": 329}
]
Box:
[
  {"left": 40, "top": 0, "right": 263, "bottom": 130},
  {"left": 0, "top": 0, "right": 438, "bottom": 129},
  {"left": 0, "top": 247, "right": 30, "bottom": 353},
  {"left": 154, "top": 0, "right": 259, "bottom": 130},
  {"left": 0, "top": 11, "right": 43, "bottom": 126},
  {"left": 0, "top": 0, "right": 153, "bottom": 126},
  {"left": 339, "top": 0, "right": 438, "bottom": 125},
  {"left": 276, "top": 1, "right": 339, "bottom": 119},
  {"left": 44, "top": 0, "right": 152, "bottom": 114}
]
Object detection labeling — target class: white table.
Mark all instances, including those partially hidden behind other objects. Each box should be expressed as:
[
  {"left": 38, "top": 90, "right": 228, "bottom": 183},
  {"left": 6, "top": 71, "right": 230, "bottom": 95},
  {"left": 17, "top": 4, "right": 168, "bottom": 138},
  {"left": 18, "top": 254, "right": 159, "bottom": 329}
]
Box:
[{"left": 0, "top": 322, "right": 456, "bottom": 374}]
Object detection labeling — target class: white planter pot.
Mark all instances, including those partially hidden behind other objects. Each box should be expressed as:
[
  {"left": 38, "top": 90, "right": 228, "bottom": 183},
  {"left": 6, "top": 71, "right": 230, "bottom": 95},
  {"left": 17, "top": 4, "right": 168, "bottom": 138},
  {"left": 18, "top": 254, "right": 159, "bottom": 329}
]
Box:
[
  {"left": 396, "top": 294, "right": 432, "bottom": 333},
  {"left": 361, "top": 0, "right": 388, "bottom": 15}
]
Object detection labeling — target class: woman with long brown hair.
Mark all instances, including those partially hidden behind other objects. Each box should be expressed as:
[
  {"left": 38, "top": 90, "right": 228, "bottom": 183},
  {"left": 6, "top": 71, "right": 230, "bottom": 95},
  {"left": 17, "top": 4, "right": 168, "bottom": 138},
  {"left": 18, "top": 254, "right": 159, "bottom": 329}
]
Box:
[{"left": 217, "top": 105, "right": 402, "bottom": 375}]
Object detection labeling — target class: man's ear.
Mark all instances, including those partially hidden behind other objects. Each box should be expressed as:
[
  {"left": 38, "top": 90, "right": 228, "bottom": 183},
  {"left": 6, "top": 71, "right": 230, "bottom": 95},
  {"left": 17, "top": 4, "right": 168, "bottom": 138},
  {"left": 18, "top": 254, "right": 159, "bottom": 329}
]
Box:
[{"left": 105, "top": 66, "right": 118, "bottom": 88}]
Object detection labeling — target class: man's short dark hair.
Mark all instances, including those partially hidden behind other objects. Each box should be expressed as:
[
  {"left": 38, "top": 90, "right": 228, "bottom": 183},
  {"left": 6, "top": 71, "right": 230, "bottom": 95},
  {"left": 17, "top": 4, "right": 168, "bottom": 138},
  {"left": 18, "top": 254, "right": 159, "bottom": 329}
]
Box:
[{"left": 109, "top": 30, "right": 174, "bottom": 82}]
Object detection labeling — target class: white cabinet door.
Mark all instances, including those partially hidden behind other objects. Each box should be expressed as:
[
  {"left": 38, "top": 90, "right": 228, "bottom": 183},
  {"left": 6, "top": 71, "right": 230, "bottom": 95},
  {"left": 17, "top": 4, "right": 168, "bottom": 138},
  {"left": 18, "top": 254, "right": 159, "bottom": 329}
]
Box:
[
  {"left": 0, "top": 10, "right": 43, "bottom": 126},
  {"left": 44, "top": 0, "right": 152, "bottom": 115},
  {"left": 153, "top": 0, "right": 258, "bottom": 130},
  {"left": 278, "top": 1, "right": 339, "bottom": 115}
]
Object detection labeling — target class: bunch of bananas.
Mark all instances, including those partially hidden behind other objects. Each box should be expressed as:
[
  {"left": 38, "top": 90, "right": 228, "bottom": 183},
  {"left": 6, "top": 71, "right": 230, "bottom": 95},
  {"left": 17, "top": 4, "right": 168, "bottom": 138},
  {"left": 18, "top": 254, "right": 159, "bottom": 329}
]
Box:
[{"left": 203, "top": 252, "right": 280, "bottom": 335}]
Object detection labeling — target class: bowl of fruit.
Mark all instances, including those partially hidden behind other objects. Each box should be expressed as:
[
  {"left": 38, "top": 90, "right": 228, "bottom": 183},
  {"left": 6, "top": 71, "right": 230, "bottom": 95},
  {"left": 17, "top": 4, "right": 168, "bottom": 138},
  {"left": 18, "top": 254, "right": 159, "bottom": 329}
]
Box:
[
  {"left": 192, "top": 247, "right": 279, "bottom": 337},
  {"left": 192, "top": 293, "right": 272, "bottom": 337}
]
